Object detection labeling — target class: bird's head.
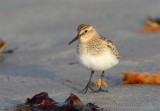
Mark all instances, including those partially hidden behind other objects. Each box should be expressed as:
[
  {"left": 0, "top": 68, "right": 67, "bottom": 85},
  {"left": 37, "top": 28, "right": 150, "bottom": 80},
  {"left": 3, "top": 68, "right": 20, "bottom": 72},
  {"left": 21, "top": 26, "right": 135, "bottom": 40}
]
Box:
[{"left": 69, "top": 24, "right": 98, "bottom": 45}]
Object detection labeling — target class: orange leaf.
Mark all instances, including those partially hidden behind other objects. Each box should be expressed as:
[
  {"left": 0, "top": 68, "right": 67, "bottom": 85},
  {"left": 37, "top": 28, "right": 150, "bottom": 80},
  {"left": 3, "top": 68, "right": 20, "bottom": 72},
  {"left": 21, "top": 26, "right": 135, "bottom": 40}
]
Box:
[
  {"left": 96, "top": 79, "right": 107, "bottom": 88},
  {"left": 122, "top": 72, "right": 160, "bottom": 84},
  {"left": 0, "top": 38, "right": 6, "bottom": 52}
]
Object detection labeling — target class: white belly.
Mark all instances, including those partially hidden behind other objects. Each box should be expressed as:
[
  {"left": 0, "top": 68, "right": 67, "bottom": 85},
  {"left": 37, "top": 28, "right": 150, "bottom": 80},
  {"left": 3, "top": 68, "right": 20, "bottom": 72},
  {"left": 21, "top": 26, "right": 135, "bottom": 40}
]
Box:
[{"left": 76, "top": 53, "right": 119, "bottom": 71}]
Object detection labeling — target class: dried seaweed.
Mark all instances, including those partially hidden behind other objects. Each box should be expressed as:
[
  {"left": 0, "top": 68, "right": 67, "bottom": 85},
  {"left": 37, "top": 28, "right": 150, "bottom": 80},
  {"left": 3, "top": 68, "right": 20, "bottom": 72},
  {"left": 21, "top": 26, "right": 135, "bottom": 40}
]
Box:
[
  {"left": 122, "top": 72, "right": 160, "bottom": 84},
  {"left": 16, "top": 92, "right": 104, "bottom": 111},
  {"left": 0, "top": 38, "right": 7, "bottom": 53},
  {"left": 139, "top": 17, "right": 160, "bottom": 32}
]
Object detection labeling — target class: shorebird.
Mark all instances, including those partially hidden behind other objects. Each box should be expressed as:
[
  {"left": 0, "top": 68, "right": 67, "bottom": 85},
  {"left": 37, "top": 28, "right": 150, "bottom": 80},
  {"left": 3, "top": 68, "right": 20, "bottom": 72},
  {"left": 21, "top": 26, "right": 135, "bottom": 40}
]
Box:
[{"left": 69, "top": 24, "right": 121, "bottom": 93}]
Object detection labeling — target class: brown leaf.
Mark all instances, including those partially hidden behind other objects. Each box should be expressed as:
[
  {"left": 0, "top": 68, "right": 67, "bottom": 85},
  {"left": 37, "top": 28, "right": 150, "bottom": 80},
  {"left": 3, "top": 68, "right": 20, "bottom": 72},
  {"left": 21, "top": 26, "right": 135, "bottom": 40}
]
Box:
[
  {"left": 122, "top": 72, "right": 160, "bottom": 84},
  {"left": 139, "top": 17, "right": 160, "bottom": 32},
  {"left": 0, "top": 38, "right": 7, "bottom": 52}
]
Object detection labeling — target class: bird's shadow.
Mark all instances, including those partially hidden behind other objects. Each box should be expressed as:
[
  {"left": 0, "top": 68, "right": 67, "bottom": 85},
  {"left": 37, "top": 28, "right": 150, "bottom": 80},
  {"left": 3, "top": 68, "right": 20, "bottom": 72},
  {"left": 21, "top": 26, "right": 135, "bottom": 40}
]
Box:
[{"left": 106, "top": 75, "right": 122, "bottom": 87}]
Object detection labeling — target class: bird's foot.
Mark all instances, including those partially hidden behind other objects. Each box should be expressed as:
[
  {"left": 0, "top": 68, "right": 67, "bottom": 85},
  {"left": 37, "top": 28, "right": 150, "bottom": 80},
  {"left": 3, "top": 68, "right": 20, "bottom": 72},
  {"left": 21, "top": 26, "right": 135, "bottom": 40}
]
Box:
[
  {"left": 80, "top": 85, "right": 108, "bottom": 93},
  {"left": 80, "top": 84, "right": 96, "bottom": 94},
  {"left": 80, "top": 85, "right": 92, "bottom": 94},
  {"left": 98, "top": 87, "right": 108, "bottom": 92},
  {"left": 93, "top": 87, "right": 109, "bottom": 93}
]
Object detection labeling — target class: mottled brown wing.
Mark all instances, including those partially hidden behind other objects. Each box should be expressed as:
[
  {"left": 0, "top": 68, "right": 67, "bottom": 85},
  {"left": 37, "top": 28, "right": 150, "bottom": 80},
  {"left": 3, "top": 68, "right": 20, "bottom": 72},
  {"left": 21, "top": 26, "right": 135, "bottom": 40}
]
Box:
[{"left": 100, "top": 36, "right": 121, "bottom": 59}]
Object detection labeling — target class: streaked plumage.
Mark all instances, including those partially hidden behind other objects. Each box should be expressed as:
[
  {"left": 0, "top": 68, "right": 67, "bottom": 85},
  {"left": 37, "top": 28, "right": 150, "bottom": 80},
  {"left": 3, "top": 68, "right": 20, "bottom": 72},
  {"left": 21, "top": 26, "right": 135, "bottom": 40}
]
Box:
[{"left": 69, "top": 24, "right": 121, "bottom": 93}]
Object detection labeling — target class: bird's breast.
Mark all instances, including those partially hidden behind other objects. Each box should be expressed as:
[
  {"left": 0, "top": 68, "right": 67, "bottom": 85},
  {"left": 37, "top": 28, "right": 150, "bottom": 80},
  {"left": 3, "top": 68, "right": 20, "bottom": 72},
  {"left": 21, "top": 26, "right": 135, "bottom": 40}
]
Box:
[{"left": 76, "top": 52, "right": 119, "bottom": 71}]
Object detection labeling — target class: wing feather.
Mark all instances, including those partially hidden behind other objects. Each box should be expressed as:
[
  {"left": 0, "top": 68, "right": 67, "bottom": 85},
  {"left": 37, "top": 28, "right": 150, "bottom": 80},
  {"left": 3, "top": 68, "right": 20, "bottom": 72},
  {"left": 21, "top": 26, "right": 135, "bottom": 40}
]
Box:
[{"left": 100, "top": 36, "right": 121, "bottom": 59}]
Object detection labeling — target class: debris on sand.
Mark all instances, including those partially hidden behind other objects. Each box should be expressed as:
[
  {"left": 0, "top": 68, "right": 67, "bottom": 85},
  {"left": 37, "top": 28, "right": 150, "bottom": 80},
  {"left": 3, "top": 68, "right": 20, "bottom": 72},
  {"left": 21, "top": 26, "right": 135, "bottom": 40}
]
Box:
[
  {"left": 0, "top": 38, "right": 7, "bottom": 53},
  {"left": 16, "top": 92, "right": 105, "bottom": 111},
  {"left": 96, "top": 79, "right": 107, "bottom": 88},
  {"left": 139, "top": 17, "right": 160, "bottom": 32},
  {"left": 122, "top": 72, "right": 160, "bottom": 84}
]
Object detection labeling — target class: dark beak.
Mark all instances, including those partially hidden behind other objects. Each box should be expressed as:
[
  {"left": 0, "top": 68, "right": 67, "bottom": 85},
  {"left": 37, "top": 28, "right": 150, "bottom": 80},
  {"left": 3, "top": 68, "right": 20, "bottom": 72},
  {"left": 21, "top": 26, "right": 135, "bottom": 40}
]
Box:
[{"left": 68, "top": 34, "right": 79, "bottom": 45}]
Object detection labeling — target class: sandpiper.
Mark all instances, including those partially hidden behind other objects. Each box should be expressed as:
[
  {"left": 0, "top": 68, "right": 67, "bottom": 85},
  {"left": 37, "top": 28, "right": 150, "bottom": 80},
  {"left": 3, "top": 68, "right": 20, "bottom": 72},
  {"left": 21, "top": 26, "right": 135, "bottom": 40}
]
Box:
[{"left": 69, "top": 24, "right": 121, "bottom": 93}]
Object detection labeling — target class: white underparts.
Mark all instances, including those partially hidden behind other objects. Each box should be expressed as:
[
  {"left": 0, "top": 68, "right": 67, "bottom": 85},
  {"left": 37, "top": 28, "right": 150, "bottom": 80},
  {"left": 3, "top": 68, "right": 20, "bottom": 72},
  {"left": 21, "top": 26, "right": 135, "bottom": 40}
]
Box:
[{"left": 76, "top": 52, "right": 119, "bottom": 71}]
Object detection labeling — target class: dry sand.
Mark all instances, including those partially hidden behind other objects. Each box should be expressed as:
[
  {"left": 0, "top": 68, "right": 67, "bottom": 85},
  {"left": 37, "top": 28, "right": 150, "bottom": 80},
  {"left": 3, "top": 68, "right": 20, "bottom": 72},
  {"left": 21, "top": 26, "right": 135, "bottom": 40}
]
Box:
[{"left": 0, "top": 0, "right": 160, "bottom": 111}]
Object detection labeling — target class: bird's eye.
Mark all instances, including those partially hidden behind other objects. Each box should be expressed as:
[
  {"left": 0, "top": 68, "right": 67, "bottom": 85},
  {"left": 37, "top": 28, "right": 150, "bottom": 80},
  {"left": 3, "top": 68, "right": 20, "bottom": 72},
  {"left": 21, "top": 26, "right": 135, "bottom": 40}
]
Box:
[{"left": 85, "top": 30, "right": 88, "bottom": 33}]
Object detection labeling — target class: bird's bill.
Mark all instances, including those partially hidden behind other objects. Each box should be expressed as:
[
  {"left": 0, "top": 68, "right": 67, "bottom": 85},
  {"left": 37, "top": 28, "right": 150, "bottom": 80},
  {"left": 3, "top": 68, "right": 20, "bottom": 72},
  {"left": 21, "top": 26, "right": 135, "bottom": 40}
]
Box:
[{"left": 68, "top": 35, "right": 79, "bottom": 45}]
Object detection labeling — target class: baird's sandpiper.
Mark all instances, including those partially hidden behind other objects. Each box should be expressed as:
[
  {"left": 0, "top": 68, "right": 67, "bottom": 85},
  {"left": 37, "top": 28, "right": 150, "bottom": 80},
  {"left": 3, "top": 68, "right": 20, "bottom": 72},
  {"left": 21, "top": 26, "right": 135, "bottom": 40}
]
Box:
[{"left": 69, "top": 24, "right": 121, "bottom": 93}]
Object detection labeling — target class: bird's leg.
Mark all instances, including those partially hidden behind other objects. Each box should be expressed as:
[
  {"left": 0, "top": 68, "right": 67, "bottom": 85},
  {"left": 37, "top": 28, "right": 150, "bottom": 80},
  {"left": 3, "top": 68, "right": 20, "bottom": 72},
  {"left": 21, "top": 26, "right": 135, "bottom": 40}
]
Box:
[
  {"left": 80, "top": 71, "right": 94, "bottom": 93},
  {"left": 98, "top": 71, "right": 108, "bottom": 92}
]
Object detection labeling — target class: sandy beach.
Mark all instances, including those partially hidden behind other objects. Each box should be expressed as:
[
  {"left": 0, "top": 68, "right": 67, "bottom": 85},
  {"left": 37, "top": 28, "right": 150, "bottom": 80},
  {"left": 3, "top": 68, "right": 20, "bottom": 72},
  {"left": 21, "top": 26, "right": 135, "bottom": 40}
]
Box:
[{"left": 0, "top": 0, "right": 160, "bottom": 110}]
